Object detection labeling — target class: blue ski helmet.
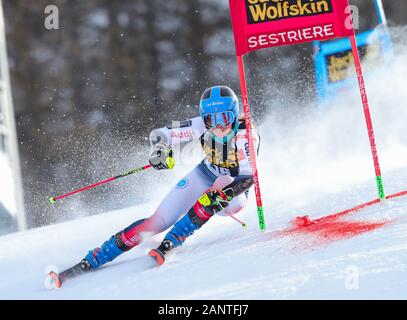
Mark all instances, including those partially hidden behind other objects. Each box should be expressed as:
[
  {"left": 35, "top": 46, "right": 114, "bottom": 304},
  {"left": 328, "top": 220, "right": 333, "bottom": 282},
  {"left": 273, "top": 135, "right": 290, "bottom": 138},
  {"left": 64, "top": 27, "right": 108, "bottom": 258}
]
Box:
[{"left": 199, "top": 86, "right": 239, "bottom": 129}]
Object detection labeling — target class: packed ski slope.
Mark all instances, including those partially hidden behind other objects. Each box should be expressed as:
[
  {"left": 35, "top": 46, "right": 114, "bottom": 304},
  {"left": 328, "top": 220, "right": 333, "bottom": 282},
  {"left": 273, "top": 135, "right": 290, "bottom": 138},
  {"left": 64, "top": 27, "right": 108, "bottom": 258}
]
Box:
[
  {"left": 0, "top": 166, "right": 406, "bottom": 299},
  {"left": 1, "top": 27, "right": 407, "bottom": 300}
]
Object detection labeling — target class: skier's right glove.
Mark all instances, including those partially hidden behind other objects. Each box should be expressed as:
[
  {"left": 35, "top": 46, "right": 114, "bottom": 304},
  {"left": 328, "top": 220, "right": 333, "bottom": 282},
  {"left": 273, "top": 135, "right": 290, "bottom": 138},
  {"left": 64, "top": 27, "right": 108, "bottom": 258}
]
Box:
[
  {"left": 198, "top": 188, "right": 234, "bottom": 215},
  {"left": 149, "top": 143, "right": 175, "bottom": 170}
]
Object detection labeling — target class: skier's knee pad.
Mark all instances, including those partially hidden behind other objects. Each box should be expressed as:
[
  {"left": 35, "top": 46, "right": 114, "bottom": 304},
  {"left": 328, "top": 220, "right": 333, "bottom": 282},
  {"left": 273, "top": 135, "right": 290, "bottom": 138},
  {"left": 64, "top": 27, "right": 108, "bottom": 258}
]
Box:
[
  {"left": 124, "top": 218, "right": 148, "bottom": 235},
  {"left": 121, "top": 218, "right": 149, "bottom": 248}
]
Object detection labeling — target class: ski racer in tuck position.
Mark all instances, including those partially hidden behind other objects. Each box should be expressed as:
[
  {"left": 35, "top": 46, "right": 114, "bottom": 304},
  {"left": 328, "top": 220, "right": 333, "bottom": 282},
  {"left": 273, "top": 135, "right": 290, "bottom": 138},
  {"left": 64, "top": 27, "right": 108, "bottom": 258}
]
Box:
[{"left": 50, "top": 85, "right": 260, "bottom": 286}]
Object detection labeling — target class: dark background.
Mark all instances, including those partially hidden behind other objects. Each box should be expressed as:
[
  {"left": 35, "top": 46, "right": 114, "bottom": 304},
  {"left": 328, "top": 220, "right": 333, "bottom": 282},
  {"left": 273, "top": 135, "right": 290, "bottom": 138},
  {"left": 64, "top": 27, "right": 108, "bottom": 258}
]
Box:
[{"left": 3, "top": 0, "right": 406, "bottom": 228}]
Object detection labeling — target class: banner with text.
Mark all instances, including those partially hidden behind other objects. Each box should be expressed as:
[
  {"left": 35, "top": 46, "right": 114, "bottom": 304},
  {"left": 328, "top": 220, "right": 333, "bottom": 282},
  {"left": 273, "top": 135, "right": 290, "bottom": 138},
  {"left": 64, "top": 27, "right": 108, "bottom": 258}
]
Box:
[{"left": 229, "top": 0, "right": 354, "bottom": 55}]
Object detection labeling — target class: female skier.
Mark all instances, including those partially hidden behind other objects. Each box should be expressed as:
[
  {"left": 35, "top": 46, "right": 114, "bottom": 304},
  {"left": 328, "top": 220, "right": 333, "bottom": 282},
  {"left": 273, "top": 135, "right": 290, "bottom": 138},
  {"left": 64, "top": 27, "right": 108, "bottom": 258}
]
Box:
[{"left": 51, "top": 85, "right": 260, "bottom": 286}]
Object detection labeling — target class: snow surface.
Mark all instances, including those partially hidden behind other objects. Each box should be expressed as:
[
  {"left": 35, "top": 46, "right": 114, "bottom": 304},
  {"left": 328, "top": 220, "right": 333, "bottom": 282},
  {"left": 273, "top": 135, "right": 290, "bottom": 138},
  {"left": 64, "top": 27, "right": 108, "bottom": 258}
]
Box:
[
  {"left": 1, "top": 26, "right": 407, "bottom": 300},
  {"left": 0, "top": 165, "right": 406, "bottom": 299}
]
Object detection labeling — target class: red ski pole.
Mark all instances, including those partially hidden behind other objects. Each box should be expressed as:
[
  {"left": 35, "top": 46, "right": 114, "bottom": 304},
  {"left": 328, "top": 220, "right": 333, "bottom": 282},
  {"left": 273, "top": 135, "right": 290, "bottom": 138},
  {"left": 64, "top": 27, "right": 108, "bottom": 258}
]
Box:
[
  {"left": 236, "top": 55, "right": 266, "bottom": 231},
  {"left": 49, "top": 164, "right": 152, "bottom": 204},
  {"left": 350, "top": 31, "right": 385, "bottom": 200},
  {"left": 223, "top": 210, "right": 247, "bottom": 228}
]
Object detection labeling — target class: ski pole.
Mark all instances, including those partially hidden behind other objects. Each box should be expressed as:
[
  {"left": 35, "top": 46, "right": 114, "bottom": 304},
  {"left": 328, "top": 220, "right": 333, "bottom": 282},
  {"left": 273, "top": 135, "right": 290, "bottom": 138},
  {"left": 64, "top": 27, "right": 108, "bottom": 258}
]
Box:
[
  {"left": 224, "top": 210, "right": 247, "bottom": 228},
  {"left": 49, "top": 164, "right": 152, "bottom": 204}
]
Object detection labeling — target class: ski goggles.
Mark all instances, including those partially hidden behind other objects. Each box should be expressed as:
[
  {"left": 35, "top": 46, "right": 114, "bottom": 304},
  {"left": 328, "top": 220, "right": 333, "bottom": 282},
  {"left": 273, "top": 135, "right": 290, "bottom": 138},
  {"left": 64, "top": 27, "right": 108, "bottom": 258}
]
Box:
[{"left": 203, "top": 111, "right": 236, "bottom": 128}]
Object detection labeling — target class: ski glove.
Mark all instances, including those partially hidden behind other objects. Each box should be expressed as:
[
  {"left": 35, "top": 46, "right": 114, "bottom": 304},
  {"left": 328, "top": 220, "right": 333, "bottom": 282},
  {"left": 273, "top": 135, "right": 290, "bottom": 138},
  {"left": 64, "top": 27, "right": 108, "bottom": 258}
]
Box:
[
  {"left": 149, "top": 143, "right": 175, "bottom": 170},
  {"left": 198, "top": 188, "right": 234, "bottom": 215}
]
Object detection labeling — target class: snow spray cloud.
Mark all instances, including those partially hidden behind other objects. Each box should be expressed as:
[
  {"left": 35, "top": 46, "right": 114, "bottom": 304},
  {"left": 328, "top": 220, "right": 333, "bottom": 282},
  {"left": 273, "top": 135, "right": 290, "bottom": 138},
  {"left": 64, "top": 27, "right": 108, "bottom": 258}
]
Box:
[
  {"left": 31, "top": 27, "right": 407, "bottom": 228},
  {"left": 27, "top": 125, "right": 156, "bottom": 226},
  {"left": 256, "top": 26, "right": 407, "bottom": 205}
]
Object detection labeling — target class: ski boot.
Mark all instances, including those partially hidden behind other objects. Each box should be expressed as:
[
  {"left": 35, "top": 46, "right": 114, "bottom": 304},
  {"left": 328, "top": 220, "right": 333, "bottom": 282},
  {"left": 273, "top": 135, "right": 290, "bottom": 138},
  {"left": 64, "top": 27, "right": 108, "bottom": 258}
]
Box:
[
  {"left": 48, "top": 259, "right": 91, "bottom": 289},
  {"left": 84, "top": 233, "right": 127, "bottom": 269}
]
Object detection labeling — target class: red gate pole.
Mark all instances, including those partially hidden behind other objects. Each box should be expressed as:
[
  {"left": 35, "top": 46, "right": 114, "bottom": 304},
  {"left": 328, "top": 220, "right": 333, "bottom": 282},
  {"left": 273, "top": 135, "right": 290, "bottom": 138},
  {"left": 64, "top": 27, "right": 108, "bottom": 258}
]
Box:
[
  {"left": 350, "top": 32, "right": 385, "bottom": 199},
  {"left": 236, "top": 55, "right": 266, "bottom": 231}
]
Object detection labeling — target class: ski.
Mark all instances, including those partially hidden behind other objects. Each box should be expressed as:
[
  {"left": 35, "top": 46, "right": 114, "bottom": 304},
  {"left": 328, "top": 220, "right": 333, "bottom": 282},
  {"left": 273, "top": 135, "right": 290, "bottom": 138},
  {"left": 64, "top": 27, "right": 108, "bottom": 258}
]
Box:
[
  {"left": 148, "top": 239, "right": 175, "bottom": 266},
  {"left": 47, "top": 259, "right": 92, "bottom": 289},
  {"left": 148, "top": 248, "right": 166, "bottom": 266},
  {"left": 47, "top": 176, "right": 256, "bottom": 284}
]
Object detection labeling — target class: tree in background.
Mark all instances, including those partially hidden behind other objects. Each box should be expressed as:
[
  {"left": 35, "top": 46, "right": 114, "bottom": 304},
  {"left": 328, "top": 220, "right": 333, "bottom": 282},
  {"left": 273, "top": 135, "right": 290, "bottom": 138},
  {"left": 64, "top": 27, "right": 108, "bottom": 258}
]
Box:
[{"left": 2, "top": 0, "right": 406, "bottom": 227}]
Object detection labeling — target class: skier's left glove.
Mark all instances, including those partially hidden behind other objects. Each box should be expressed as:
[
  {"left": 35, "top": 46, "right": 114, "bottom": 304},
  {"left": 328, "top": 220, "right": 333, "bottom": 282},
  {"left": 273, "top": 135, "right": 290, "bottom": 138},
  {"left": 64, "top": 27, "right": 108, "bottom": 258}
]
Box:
[
  {"left": 198, "top": 188, "right": 234, "bottom": 215},
  {"left": 149, "top": 143, "right": 175, "bottom": 170}
]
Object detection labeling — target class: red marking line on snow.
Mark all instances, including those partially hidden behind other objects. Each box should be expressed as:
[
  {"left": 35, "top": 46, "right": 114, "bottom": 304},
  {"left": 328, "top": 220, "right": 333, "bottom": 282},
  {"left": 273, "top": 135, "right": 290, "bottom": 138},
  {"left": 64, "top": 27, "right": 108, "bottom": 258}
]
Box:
[
  {"left": 284, "top": 215, "right": 389, "bottom": 244},
  {"left": 386, "top": 189, "right": 407, "bottom": 200},
  {"left": 278, "top": 188, "right": 407, "bottom": 245}
]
